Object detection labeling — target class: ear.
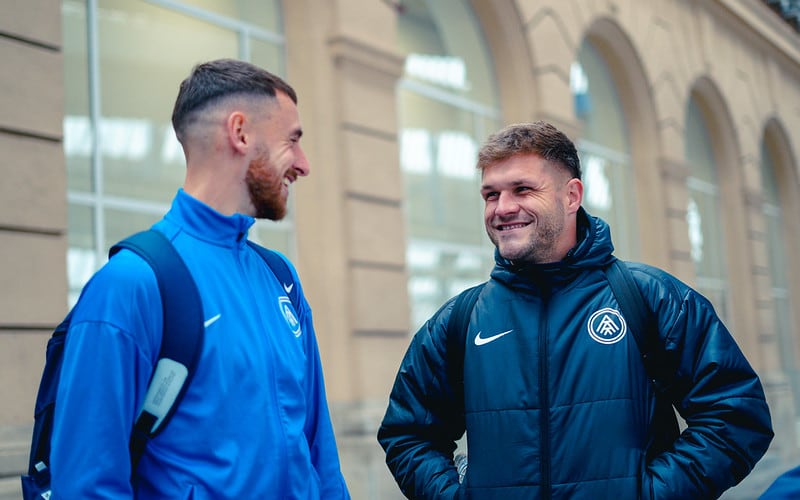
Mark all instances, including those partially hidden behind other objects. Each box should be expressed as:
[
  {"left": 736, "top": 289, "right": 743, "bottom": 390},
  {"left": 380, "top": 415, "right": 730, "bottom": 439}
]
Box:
[
  {"left": 226, "top": 111, "right": 248, "bottom": 154},
  {"left": 565, "top": 178, "right": 583, "bottom": 214}
]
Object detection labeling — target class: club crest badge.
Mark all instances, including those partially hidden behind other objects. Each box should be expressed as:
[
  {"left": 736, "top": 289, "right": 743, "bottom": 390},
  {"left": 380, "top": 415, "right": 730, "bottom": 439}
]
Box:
[
  {"left": 587, "top": 307, "right": 626, "bottom": 345},
  {"left": 279, "top": 296, "right": 302, "bottom": 337}
]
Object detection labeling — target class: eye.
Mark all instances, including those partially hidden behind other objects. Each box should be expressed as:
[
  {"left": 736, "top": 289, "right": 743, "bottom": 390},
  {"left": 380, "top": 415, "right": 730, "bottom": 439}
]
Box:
[
  {"left": 515, "top": 186, "right": 532, "bottom": 194},
  {"left": 482, "top": 191, "right": 499, "bottom": 201}
]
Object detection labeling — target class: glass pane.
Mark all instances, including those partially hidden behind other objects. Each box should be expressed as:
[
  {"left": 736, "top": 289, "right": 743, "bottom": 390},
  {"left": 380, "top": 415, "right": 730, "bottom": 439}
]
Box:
[
  {"left": 579, "top": 147, "right": 637, "bottom": 259},
  {"left": 761, "top": 141, "right": 780, "bottom": 206},
  {"left": 251, "top": 220, "right": 294, "bottom": 257},
  {"left": 397, "top": 0, "right": 500, "bottom": 331},
  {"left": 67, "top": 204, "right": 96, "bottom": 305},
  {"left": 686, "top": 191, "right": 726, "bottom": 280},
  {"left": 251, "top": 37, "right": 284, "bottom": 74},
  {"left": 400, "top": 91, "right": 485, "bottom": 245},
  {"left": 398, "top": 0, "right": 496, "bottom": 107},
  {"left": 685, "top": 98, "right": 717, "bottom": 184},
  {"left": 766, "top": 210, "right": 788, "bottom": 288},
  {"left": 573, "top": 42, "right": 628, "bottom": 152},
  {"left": 98, "top": 0, "right": 240, "bottom": 203},
  {"left": 407, "top": 241, "right": 490, "bottom": 330},
  {"left": 63, "top": 0, "right": 92, "bottom": 192},
  {"left": 104, "top": 208, "right": 164, "bottom": 250},
  {"left": 761, "top": 138, "right": 797, "bottom": 408},
  {"left": 178, "top": 0, "right": 282, "bottom": 33},
  {"left": 572, "top": 40, "right": 637, "bottom": 260}
]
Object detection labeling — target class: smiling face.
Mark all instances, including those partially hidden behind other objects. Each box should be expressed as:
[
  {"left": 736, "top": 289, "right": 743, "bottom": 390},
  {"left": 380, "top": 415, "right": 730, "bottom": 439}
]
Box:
[
  {"left": 245, "top": 91, "right": 308, "bottom": 220},
  {"left": 481, "top": 153, "right": 583, "bottom": 264}
]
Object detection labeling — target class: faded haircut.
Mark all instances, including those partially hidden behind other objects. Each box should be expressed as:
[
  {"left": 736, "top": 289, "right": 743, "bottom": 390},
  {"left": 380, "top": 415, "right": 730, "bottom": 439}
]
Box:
[
  {"left": 171, "top": 58, "right": 297, "bottom": 144},
  {"left": 477, "top": 121, "right": 582, "bottom": 180}
]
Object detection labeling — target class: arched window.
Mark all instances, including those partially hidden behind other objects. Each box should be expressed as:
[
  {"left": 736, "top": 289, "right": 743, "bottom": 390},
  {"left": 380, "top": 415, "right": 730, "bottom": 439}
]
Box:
[
  {"left": 397, "top": 0, "right": 501, "bottom": 329},
  {"left": 761, "top": 135, "right": 800, "bottom": 423},
  {"left": 63, "top": 0, "right": 287, "bottom": 304},
  {"left": 571, "top": 40, "right": 638, "bottom": 260},
  {"left": 684, "top": 96, "right": 729, "bottom": 320}
]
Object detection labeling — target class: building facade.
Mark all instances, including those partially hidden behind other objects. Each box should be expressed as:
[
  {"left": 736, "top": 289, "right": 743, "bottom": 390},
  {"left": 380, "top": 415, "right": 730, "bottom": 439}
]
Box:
[{"left": 1, "top": 0, "right": 798, "bottom": 498}]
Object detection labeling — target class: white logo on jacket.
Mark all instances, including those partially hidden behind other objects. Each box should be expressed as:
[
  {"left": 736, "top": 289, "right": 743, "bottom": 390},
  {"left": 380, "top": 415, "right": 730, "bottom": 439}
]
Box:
[
  {"left": 587, "top": 308, "right": 626, "bottom": 344},
  {"left": 279, "top": 296, "right": 302, "bottom": 337}
]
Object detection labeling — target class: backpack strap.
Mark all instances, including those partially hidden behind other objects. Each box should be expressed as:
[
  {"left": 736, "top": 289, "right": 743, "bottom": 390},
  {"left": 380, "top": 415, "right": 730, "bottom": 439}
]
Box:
[
  {"left": 246, "top": 241, "right": 300, "bottom": 311},
  {"left": 446, "top": 282, "right": 486, "bottom": 405},
  {"left": 603, "top": 259, "right": 672, "bottom": 394},
  {"left": 109, "top": 230, "right": 204, "bottom": 473}
]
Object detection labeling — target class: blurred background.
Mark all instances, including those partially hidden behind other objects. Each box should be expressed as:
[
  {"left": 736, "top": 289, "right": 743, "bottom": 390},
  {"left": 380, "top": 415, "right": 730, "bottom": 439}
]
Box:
[{"left": 1, "top": 0, "right": 798, "bottom": 498}]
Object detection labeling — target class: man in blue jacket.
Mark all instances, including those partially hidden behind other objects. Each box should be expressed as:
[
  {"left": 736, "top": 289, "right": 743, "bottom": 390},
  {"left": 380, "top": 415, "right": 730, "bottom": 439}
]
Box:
[
  {"left": 378, "top": 121, "right": 773, "bottom": 499},
  {"left": 50, "top": 59, "right": 350, "bottom": 498}
]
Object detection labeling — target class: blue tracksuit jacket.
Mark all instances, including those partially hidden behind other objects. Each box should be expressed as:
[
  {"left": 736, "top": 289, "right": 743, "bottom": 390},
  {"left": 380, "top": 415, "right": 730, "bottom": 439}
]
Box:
[{"left": 51, "top": 189, "right": 350, "bottom": 498}]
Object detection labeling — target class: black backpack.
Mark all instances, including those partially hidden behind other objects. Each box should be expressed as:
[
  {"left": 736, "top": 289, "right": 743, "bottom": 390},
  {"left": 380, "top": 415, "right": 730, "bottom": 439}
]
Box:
[{"left": 20, "top": 230, "right": 300, "bottom": 499}]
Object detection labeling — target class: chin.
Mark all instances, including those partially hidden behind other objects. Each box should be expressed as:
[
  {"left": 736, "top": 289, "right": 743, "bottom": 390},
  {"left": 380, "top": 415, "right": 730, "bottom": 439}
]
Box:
[{"left": 498, "top": 247, "right": 523, "bottom": 261}]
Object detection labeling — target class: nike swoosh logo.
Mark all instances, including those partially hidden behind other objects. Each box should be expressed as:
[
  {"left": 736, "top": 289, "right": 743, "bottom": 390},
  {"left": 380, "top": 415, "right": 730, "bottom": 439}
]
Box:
[
  {"left": 283, "top": 283, "right": 294, "bottom": 294},
  {"left": 474, "top": 329, "right": 513, "bottom": 346},
  {"left": 204, "top": 313, "right": 221, "bottom": 328}
]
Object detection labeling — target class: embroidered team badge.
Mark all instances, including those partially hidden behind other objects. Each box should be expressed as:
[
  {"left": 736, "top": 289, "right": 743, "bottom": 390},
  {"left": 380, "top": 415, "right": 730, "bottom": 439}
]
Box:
[
  {"left": 587, "top": 307, "right": 626, "bottom": 345},
  {"left": 279, "top": 296, "right": 302, "bottom": 337}
]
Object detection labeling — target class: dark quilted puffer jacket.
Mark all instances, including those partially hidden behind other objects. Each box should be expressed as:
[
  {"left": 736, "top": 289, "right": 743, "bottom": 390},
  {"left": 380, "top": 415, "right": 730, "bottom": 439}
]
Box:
[{"left": 378, "top": 209, "right": 773, "bottom": 499}]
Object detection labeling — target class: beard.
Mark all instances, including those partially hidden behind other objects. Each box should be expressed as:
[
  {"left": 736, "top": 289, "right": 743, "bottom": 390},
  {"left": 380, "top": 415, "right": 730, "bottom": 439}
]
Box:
[
  {"left": 245, "top": 147, "right": 287, "bottom": 220},
  {"left": 487, "top": 199, "right": 566, "bottom": 264}
]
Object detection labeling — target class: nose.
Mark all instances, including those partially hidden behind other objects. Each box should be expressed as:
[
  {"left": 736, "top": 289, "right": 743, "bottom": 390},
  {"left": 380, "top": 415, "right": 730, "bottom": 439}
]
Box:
[
  {"left": 294, "top": 146, "right": 310, "bottom": 177},
  {"left": 494, "top": 191, "right": 519, "bottom": 216}
]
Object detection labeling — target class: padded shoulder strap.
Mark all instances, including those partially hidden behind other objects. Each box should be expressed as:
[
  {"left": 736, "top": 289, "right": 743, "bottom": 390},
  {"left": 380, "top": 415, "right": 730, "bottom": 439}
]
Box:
[
  {"left": 448, "top": 283, "right": 485, "bottom": 347},
  {"left": 246, "top": 241, "right": 300, "bottom": 311},
  {"left": 603, "top": 259, "right": 671, "bottom": 391},
  {"left": 109, "top": 230, "right": 204, "bottom": 472},
  {"left": 446, "top": 282, "right": 486, "bottom": 405}
]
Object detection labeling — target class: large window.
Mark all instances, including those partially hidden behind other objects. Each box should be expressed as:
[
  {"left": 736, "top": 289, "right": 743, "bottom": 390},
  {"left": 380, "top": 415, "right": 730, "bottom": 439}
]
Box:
[
  {"left": 684, "top": 96, "right": 729, "bottom": 320},
  {"left": 761, "top": 137, "right": 800, "bottom": 427},
  {"left": 63, "top": 0, "right": 288, "bottom": 304},
  {"left": 397, "top": 0, "right": 501, "bottom": 330},
  {"left": 571, "top": 40, "right": 637, "bottom": 260}
]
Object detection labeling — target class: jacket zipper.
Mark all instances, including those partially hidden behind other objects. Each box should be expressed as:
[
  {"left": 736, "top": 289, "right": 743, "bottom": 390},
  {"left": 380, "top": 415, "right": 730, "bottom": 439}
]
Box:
[{"left": 539, "top": 292, "right": 551, "bottom": 498}]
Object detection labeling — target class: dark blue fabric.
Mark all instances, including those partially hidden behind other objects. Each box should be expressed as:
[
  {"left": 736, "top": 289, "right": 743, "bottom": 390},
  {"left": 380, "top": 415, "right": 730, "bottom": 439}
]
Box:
[{"left": 379, "top": 209, "right": 773, "bottom": 499}]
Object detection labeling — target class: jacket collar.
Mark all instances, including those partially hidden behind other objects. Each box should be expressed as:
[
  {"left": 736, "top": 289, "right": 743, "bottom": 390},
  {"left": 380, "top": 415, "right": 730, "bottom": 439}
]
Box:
[
  {"left": 164, "top": 189, "right": 255, "bottom": 247},
  {"left": 490, "top": 208, "right": 616, "bottom": 292}
]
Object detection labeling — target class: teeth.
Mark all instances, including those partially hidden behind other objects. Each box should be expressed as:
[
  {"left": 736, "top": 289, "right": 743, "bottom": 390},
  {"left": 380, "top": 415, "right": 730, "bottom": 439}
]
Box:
[
  {"left": 283, "top": 178, "right": 291, "bottom": 187},
  {"left": 501, "top": 223, "right": 527, "bottom": 231}
]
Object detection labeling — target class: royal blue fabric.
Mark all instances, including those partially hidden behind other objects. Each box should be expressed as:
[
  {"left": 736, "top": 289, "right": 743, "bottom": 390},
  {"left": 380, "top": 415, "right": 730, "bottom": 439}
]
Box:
[{"left": 51, "top": 189, "right": 349, "bottom": 499}]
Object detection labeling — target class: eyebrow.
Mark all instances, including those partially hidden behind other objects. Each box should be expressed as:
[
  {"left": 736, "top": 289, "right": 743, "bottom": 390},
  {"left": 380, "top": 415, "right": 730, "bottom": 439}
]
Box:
[{"left": 480, "top": 179, "right": 526, "bottom": 191}]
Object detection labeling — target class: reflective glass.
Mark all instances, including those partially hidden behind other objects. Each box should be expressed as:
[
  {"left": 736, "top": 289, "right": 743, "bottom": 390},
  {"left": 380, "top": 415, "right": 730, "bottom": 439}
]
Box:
[
  {"left": 64, "top": 0, "right": 287, "bottom": 292},
  {"left": 176, "top": 0, "right": 282, "bottom": 33},
  {"left": 251, "top": 37, "right": 285, "bottom": 74},
  {"left": 98, "top": 0, "right": 238, "bottom": 202},
  {"left": 63, "top": 0, "right": 92, "bottom": 192},
  {"left": 66, "top": 204, "right": 95, "bottom": 305},
  {"left": 398, "top": 0, "right": 500, "bottom": 330},
  {"left": 572, "top": 41, "right": 637, "bottom": 260},
  {"left": 104, "top": 208, "right": 164, "bottom": 251},
  {"left": 398, "top": 0, "right": 496, "bottom": 107},
  {"left": 761, "top": 139, "right": 796, "bottom": 383},
  {"left": 684, "top": 96, "right": 729, "bottom": 319}
]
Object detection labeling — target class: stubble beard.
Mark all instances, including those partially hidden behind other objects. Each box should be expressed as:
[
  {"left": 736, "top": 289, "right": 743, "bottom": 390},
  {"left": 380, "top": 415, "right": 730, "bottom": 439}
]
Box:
[
  {"left": 488, "top": 200, "right": 565, "bottom": 265},
  {"left": 245, "top": 147, "right": 287, "bottom": 221}
]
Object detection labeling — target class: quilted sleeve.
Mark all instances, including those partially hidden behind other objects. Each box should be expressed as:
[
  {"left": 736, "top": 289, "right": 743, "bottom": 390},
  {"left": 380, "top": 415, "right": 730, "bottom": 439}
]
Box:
[{"left": 377, "top": 299, "right": 465, "bottom": 500}]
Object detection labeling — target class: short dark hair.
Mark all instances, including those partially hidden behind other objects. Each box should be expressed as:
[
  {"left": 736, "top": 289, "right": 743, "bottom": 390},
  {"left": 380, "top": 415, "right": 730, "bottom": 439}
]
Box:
[
  {"left": 477, "top": 121, "right": 582, "bottom": 179},
  {"left": 171, "top": 58, "right": 297, "bottom": 143}
]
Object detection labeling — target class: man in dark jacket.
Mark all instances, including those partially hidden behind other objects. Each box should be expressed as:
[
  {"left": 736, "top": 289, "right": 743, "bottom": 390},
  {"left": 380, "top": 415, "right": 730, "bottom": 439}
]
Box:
[{"left": 378, "top": 121, "right": 774, "bottom": 499}]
